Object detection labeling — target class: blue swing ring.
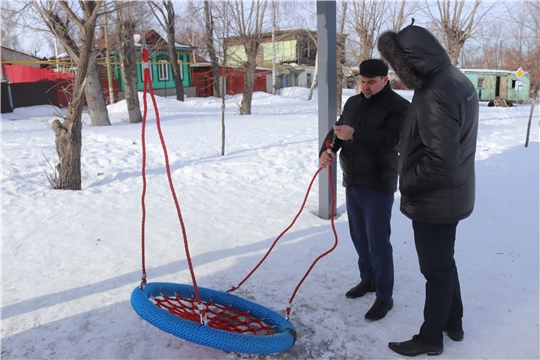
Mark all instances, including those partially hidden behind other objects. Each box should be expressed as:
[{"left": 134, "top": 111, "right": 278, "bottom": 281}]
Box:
[{"left": 131, "top": 282, "right": 297, "bottom": 354}]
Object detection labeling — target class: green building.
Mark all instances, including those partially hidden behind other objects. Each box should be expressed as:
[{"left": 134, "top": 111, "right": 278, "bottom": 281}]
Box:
[
  {"left": 96, "top": 29, "right": 196, "bottom": 98},
  {"left": 461, "top": 69, "right": 531, "bottom": 104}
]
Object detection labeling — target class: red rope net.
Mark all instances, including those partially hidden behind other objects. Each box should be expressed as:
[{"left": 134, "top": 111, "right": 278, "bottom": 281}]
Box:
[{"left": 152, "top": 295, "right": 274, "bottom": 335}]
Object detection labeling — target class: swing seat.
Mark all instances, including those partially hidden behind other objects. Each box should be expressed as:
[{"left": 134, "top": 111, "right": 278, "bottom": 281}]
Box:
[{"left": 131, "top": 282, "right": 297, "bottom": 354}]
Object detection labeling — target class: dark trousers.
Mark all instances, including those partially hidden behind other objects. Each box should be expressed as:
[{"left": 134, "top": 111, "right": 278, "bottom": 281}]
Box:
[
  {"left": 413, "top": 221, "right": 463, "bottom": 347},
  {"left": 346, "top": 186, "right": 394, "bottom": 301}
]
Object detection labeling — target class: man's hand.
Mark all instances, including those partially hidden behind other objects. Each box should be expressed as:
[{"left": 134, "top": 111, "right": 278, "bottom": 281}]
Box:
[
  {"left": 320, "top": 151, "right": 334, "bottom": 168},
  {"left": 334, "top": 125, "right": 355, "bottom": 141}
]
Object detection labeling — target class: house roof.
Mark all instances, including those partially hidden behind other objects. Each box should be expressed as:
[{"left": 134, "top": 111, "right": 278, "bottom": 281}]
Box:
[
  {"left": 1, "top": 46, "right": 42, "bottom": 62},
  {"left": 94, "top": 28, "right": 195, "bottom": 51},
  {"left": 461, "top": 69, "right": 528, "bottom": 75}
]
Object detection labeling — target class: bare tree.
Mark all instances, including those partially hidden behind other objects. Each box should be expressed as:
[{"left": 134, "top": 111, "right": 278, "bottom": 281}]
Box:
[
  {"left": 336, "top": 1, "right": 347, "bottom": 115},
  {"left": 389, "top": 0, "right": 419, "bottom": 32},
  {"left": 149, "top": 1, "right": 185, "bottom": 101},
  {"left": 348, "top": 1, "right": 386, "bottom": 62},
  {"left": 114, "top": 1, "right": 142, "bottom": 124},
  {"left": 424, "top": 0, "right": 500, "bottom": 66},
  {"left": 33, "top": 1, "right": 102, "bottom": 190},
  {"left": 1, "top": 3, "right": 25, "bottom": 51},
  {"left": 228, "top": 0, "right": 268, "bottom": 115},
  {"left": 34, "top": 1, "right": 110, "bottom": 127},
  {"left": 522, "top": 0, "right": 539, "bottom": 147},
  {"left": 220, "top": 6, "right": 230, "bottom": 155},
  {"left": 522, "top": 0, "right": 539, "bottom": 96},
  {"left": 307, "top": 50, "right": 318, "bottom": 101}
]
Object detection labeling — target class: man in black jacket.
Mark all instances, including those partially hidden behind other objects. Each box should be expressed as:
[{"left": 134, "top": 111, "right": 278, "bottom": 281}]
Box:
[
  {"left": 378, "top": 24, "right": 479, "bottom": 356},
  {"left": 320, "top": 59, "right": 410, "bottom": 321}
]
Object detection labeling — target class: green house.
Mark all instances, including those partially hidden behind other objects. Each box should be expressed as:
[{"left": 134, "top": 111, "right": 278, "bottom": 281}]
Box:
[{"left": 96, "top": 29, "right": 196, "bottom": 98}]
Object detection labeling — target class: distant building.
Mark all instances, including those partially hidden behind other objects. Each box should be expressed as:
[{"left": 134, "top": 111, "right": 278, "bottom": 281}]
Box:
[
  {"left": 0, "top": 46, "right": 41, "bottom": 69},
  {"left": 225, "top": 29, "right": 319, "bottom": 68},
  {"left": 460, "top": 69, "right": 531, "bottom": 104},
  {"left": 224, "top": 29, "right": 346, "bottom": 93},
  {"left": 95, "top": 28, "right": 197, "bottom": 99}
]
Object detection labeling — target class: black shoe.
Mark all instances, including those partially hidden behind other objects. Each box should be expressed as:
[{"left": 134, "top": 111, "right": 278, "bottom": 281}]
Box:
[
  {"left": 445, "top": 329, "right": 464, "bottom": 342},
  {"left": 388, "top": 335, "right": 443, "bottom": 357},
  {"left": 345, "top": 280, "right": 376, "bottom": 299},
  {"left": 365, "top": 297, "right": 393, "bottom": 321}
]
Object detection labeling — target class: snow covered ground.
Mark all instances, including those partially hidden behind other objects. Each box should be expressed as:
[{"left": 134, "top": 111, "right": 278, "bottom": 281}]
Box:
[{"left": 1, "top": 88, "right": 538, "bottom": 359}]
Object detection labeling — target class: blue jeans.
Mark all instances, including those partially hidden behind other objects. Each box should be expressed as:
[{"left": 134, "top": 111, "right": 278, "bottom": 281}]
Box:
[
  {"left": 346, "top": 186, "right": 394, "bottom": 301},
  {"left": 413, "top": 220, "right": 463, "bottom": 347}
]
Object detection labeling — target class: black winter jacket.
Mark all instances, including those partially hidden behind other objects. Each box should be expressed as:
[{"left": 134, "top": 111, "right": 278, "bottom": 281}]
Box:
[
  {"left": 378, "top": 25, "right": 479, "bottom": 223},
  {"left": 320, "top": 83, "right": 410, "bottom": 194}
]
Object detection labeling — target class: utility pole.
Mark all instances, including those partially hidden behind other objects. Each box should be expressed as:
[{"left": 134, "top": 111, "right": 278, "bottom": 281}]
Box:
[
  {"left": 317, "top": 1, "right": 337, "bottom": 219},
  {"left": 272, "top": 0, "right": 277, "bottom": 95}
]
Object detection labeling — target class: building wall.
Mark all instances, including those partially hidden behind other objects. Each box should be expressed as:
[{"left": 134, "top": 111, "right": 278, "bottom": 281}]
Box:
[
  {"left": 225, "top": 30, "right": 318, "bottom": 67},
  {"left": 114, "top": 52, "right": 192, "bottom": 93},
  {"left": 462, "top": 70, "right": 531, "bottom": 103},
  {"left": 261, "top": 40, "right": 298, "bottom": 65},
  {"left": 0, "top": 47, "right": 41, "bottom": 67}
]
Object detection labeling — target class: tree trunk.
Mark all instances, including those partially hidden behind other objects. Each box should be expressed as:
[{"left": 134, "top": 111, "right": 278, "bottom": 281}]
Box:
[
  {"left": 240, "top": 53, "right": 257, "bottom": 115},
  {"left": 117, "top": 18, "right": 142, "bottom": 124},
  {"left": 167, "top": 40, "right": 185, "bottom": 101},
  {"left": 307, "top": 51, "right": 318, "bottom": 101},
  {"left": 164, "top": 1, "right": 184, "bottom": 101},
  {"left": 271, "top": 0, "right": 277, "bottom": 95},
  {"left": 40, "top": 1, "right": 102, "bottom": 190},
  {"left": 52, "top": 103, "right": 83, "bottom": 190},
  {"left": 85, "top": 52, "right": 111, "bottom": 126},
  {"left": 337, "top": 4, "right": 347, "bottom": 116},
  {"left": 204, "top": 1, "right": 220, "bottom": 97},
  {"left": 525, "top": 85, "right": 539, "bottom": 147},
  {"left": 230, "top": 0, "right": 267, "bottom": 115}
]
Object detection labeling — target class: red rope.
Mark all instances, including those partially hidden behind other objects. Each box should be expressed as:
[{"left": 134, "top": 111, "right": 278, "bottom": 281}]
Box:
[
  {"left": 286, "top": 163, "right": 338, "bottom": 317},
  {"left": 228, "top": 141, "right": 339, "bottom": 318},
  {"left": 139, "top": 48, "right": 205, "bottom": 321}
]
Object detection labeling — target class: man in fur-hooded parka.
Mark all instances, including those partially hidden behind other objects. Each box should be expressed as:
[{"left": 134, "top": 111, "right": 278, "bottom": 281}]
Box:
[
  {"left": 378, "top": 25, "right": 479, "bottom": 223},
  {"left": 378, "top": 25, "right": 479, "bottom": 356}
]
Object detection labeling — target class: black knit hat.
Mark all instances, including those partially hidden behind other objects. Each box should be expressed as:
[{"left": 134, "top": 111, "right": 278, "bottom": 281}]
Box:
[{"left": 359, "top": 59, "right": 389, "bottom": 77}]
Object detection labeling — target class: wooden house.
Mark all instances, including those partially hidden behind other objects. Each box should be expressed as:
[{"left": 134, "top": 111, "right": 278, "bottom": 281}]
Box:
[
  {"left": 95, "top": 28, "right": 196, "bottom": 99},
  {"left": 225, "top": 29, "right": 318, "bottom": 68},
  {"left": 224, "top": 29, "right": 316, "bottom": 92},
  {"left": 224, "top": 29, "right": 347, "bottom": 92}
]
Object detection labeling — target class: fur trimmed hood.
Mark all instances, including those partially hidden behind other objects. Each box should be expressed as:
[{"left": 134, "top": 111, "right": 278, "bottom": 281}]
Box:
[{"left": 378, "top": 25, "right": 451, "bottom": 90}]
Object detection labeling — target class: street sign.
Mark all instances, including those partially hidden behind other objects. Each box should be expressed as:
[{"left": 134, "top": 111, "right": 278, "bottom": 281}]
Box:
[{"left": 515, "top": 67, "right": 525, "bottom": 79}]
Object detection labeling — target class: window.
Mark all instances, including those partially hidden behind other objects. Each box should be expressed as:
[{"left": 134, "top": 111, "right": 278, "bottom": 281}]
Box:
[
  {"left": 178, "top": 56, "right": 184, "bottom": 80},
  {"left": 512, "top": 80, "right": 516, "bottom": 89},
  {"left": 477, "top": 77, "right": 485, "bottom": 88},
  {"left": 158, "top": 60, "right": 169, "bottom": 81},
  {"left": 140, "top": 62, "right": 153, "bottom": 81}
]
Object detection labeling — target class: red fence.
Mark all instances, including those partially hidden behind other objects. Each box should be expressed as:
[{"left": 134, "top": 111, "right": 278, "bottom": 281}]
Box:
[
  {"left": 2, "top": 64, "right": 75, "bottom": 83},
  {"left": 1, "top": 65, "right": 119, "bottom": 111}
]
